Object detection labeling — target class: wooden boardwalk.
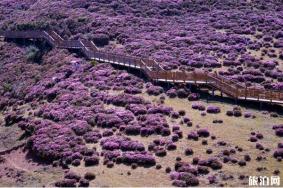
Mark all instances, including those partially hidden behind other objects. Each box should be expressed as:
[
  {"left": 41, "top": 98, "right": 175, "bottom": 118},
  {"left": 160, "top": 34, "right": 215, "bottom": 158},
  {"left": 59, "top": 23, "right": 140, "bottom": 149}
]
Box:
[{"left": 1, "top": 30, "right": 283, "bottom": 104}]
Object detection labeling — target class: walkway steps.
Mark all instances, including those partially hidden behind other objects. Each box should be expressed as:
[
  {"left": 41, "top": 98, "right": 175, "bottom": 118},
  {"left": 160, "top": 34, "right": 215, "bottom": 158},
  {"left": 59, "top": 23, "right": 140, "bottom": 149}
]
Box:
[{"left": 1, "top": 30, "right": 283, "bottom": 104}]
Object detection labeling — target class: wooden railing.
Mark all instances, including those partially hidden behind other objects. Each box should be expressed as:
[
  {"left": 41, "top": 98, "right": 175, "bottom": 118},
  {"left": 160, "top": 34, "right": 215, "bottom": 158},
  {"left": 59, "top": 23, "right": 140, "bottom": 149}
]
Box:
[{"left": 0, "top": 30, "right": 282, "bottom": 104}]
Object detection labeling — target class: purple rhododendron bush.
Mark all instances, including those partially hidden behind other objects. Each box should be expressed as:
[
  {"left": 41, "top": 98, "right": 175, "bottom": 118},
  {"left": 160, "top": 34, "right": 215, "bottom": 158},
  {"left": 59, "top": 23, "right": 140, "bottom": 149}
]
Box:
[
  {"left": 1, "top": 0, "right": 282, "bottom": 90},
  {"left": 0, "top": 0, "right": 283, "bottom": 187}
]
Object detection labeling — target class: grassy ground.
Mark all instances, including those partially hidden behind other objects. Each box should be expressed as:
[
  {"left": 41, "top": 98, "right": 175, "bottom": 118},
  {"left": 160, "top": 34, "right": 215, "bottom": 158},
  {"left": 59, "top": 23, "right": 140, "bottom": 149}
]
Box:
[{"left": 67, "top": 93, "right": 283, "bottom": 187}]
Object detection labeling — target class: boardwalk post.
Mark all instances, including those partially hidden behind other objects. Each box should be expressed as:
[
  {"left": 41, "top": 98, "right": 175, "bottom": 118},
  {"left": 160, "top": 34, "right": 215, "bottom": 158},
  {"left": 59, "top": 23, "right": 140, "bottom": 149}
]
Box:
[
  {"left": 193, "top": 71, "right": 196, "bottom": 84},
  {"left": 245, "top": 84, "right": 247, "bottom": 100}
]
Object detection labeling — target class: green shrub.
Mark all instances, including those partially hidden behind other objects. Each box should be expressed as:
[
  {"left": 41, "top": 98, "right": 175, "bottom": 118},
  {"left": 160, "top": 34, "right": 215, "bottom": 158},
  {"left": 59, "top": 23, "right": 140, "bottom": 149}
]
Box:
[
  {"left": 90, "top": 60, "right": 97, "bottom": 66},
  {"left": 2, "top": 82, "right": 12, "bottom": 93},
  {"left": 15, "top": 21, "right": 50, "bottom": 30},
  {"left": 26, "top": 46, "right": 42, "bottom": 63}
]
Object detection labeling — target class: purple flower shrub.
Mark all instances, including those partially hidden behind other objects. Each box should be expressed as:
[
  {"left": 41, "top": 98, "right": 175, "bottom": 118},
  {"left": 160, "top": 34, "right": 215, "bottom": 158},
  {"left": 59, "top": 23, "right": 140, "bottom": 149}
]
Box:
[
  {"left": 197, "top": 129, "right": 210, "bottom": 138},
  {"left": 94, "top": 113, "right": 124, "bottom": 128},
  {"left": 114, "top": 109, "right": 135, "bottom": 124},
  {"left": 148, "top": 138, "right": 179, "bottom": 156},
  {"left": 1, "top": 0, "right": 283, "bottom": 94},
  {"left": 1, "top": 48, "right": 171, "bottom": 171},
  {"left": 188, "top": 93, "right": 200, "bottom": 101},
  {"left": 126, "top": 104, "right": 147, "bottom": 116},
  {"left": 100, "top": 136, "right": 145, "bottom": 152},
  {"left": 206, "top": 106, "right": 221, "bottom": 114},
  {"left": 1, "top": 1, "right": 283, "bottom": 186},
  {"left": 146, "top": 85, "right": 164, "bottom": 96},
  {"left": 187, "top": 131, "right": 199, "bottom": 141},
  {"left": 107, "top": 94, "right": 145, "bottom": 107},
  {"left": 84, "top": 156, "right": 100, "bottom": 166},
  {"left": 243, "top": 112, "right": 255, "bottom": 118},
  {"left": 166, "top": 88, "right": 177, "bottom": 98},
  {"left": 138, "top": 114, "right": 171, "bottom": 136},
  {"left": 273, "top": 125, "right": 283, "bottom": 137},
  {"left": 191, "top": 103, "right": 206, "bottom": 111},
  {"left": 169, "top": 156, "right": 222, "bottom": 186},
  {"left": 99, "top": 135, "right": 154, "bottom": 167},
  {"left": 273, "top": 142, "right": 283, "bottom": 159},
  {"left": 54, "top": 179, "right": 77, "bottom": 187},
  {"left": 187, "top": 128, "right": 210, "bottom": 140},
  {"left": 123, "top": 123, "right": 141, "bottom": 136},
  {"left": 83, "top": 130, "right": 102, "bottom": 143},
  {"left": 118, "top": 151, "right": 156, "bottom": 166},
  {"left": 70, "top": 120, "right": 92, "bottom": 136},
  {"left": 226, "top": 107, "right": 243, "bottom": 117},
  {"left": 27, "top": 120, "right": 88, "bottom": 163},
  {"left": 147, "top": 104, "right": 173, "bottom": 115},
  {"left": 124, "top": 86, "right": 142, "bottom": 94}
]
